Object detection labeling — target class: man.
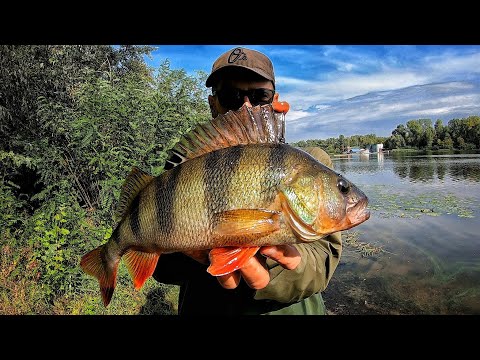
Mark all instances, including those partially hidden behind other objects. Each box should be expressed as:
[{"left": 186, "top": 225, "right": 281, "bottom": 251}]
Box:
[{"left": 152, "top": 47, "right": 342, "bottom": 315}]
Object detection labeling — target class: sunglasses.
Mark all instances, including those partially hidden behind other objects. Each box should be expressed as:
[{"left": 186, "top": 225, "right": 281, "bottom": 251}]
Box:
[{"left": 213, "top": 87, "right": 275, "bottom": 111}]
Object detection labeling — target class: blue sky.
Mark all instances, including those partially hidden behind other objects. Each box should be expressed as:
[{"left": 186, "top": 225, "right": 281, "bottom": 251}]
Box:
[{"left": 145, "top": 45, "right": 480, "bottom": 143}]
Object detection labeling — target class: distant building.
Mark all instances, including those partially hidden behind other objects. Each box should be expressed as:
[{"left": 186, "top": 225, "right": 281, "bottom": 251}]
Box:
[
  {"left": 346, "top": 144, "right": 383, "bottom": 154},
  {"left": 368, "top": 144, "right": 384, "bottom": 153}
]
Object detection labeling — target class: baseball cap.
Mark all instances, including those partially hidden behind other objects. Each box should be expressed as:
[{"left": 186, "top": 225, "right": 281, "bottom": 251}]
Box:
[{"left": 205, "top": 47, "right": 275, "bottom": 88}]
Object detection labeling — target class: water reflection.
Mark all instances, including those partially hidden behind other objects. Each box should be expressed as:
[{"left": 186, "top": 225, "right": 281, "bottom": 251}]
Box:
[
  {"left": 324, "top": 151, "right": 480, "bottom": 314},
  {"left": 408, "top": 161, "right": 435, "bottom": 182},
  {"left": 391, "top": 155, "right": 480, "bottom": 183},
  {"left": 334, "top": 151, "right": 480, "bottom": 183},
  {"left": 437, "top": 162, "right": 446, "bottom": 181},
  {"left": 377, "top": 151, "right": 384, "bottom": 163},
  {"left": 334, "top": 152, "right": 385, "bottom": 174},
  {"left": 449, "top": 163, "right": 480, "bottom": 182},
  {"left": 359, "top": 153, "right": 370, "bottom": 161}
]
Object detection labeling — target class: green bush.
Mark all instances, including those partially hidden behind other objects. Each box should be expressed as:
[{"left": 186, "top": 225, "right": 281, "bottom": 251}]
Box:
[{"left": 0, "top": 45, "right": 209, "bottom": 314}]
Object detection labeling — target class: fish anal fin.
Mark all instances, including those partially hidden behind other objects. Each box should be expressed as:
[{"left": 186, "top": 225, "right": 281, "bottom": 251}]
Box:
[
  {"left": 116, "top": 167, "right": 154, "bottom": 220},
  {"left": 207, "top": 246, "right": 261, "bottom": 276},
  {"left": 213, "top": 209, "right": 280, "bottom": 237},
  {"left": 123, "top": 249, "right": 160, "bottom": 290}
]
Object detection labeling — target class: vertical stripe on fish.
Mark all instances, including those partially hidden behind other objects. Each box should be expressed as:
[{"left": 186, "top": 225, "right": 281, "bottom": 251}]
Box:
[
  {"left": 155, "top": 168, "right": 180, "bottom": 242},
  {"left": 129, "top": 196, "right": 141, "bottom": 239},
  {"left": 204, "top": 146, "right": 243, "bottom": 228},
  {"left": 263, "top": 143, "right": 288, "bottom": 197}
]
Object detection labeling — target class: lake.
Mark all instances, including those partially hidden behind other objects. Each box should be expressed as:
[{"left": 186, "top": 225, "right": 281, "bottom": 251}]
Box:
[{"left": 322, "top": 150, "right": 480, "bottom": 315}]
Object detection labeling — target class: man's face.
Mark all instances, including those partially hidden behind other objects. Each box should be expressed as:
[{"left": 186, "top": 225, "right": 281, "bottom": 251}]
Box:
[{"left": 209, "top": 77, "right": 275, "bottom": 117}]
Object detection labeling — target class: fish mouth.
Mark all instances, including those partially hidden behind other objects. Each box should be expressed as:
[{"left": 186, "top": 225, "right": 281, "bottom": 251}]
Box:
[{"left": 347, "top": 198, "right": 370, "bottom": 226}]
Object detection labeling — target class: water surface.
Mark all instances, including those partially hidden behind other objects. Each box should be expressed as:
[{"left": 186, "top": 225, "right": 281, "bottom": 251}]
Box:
[{"left": 323, "top": 151, "right": 480, "bottom": 315}]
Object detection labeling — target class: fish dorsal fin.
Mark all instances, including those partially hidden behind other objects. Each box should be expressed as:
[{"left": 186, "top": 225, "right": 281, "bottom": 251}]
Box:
[
  {"left": 115, "top": 167, "right": 154, "bottom": 220},
  {"left": 164, "top": 103, "right": 285, "bottom": 170}
]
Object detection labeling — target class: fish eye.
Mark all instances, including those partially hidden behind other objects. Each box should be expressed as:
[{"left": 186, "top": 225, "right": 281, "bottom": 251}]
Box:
[{"left": 337, "top": 178, "right": 350, "bottom": 194}]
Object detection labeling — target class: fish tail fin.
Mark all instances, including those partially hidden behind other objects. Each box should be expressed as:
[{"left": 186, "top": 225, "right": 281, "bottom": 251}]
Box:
[
  {"left": 80, "top": 245, "right": 119, "bottom": 307},
  {"left": 123, "top": 249, "right": 161, "bottom": 290}
]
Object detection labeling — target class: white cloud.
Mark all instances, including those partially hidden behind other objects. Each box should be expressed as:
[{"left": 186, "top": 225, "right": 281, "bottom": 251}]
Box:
[
  {"left": 280, "top": 71, "right": 430, "bottom": 110},
  {"left": 424, "top": 52, "right": 480, "bottom": 78},
  {"left": 285, "top": 81, "right": 480, "bottom": 142},
  {"left": 286, "top": 109, "right": 312, "bottom": 121},
  {"left": 278, "top": 46, "right": 480, "bottom": 114}
]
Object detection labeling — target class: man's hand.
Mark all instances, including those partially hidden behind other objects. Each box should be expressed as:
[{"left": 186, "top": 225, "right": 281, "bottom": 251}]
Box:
[
  {"left": 216, "top": 245, "right": 301, "bottom": 290},
  {"left": 183, "top": 245, "right": 301, "bottom": 290}
]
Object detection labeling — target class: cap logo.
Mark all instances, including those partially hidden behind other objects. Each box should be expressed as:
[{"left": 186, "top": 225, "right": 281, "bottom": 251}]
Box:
[{"left": 228, "top": 48, "right": 247, "bottom": 64}]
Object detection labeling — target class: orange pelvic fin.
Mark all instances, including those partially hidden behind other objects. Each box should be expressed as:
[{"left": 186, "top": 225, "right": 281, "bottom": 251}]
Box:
[
  {"left": 213, "top": 209, "right": 280, "bottom": 237},
  {"left": 123, "top": 249, "right": 160, "bottom": 290},
  {"left": 207, "top": 246, "right": 261, "bottom": 276},
  {"left": 80, "top": 245, "right": 119, "bottom": 307}
]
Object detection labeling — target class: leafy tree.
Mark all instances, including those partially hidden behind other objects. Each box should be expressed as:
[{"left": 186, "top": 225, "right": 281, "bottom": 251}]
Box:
[
  {"left": 0, "top": 45, "right": 154, "bottom": 153},
  {"left": 385, "top": 134, "right": 406, "bottom": 149},
  {"left": 464, "top": 116, "right": 480, "bottom": 146},
  {"left": 0, "top": 45, "right": 209, "bottom": 313},
  {"left": 434, "top": 119, "right": 445, "bottom": 139},
  {"left": 392, "top": 124, "right": 409, "bottom": 141},
  {"left": 406, "top": 120, "right": 423, "bottom": 147},
  {"left": 443, "top": 132, "right": 454, "bottom": 149}
]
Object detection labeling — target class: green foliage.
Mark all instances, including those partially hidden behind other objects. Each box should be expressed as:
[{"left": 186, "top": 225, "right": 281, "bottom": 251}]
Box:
[
  {"left": 0, "top": 45, "right": 154, "bottom": 153},
  {"left": 0, "top": 45, "right": 208, "bottom": 314},
  {"left": 385, "top": 117, "right": 480, "bottom": 150},
  {"left": 33, "top": 60, "right": 210, "bottom": 222},
  {"left": 295, "top": 116, "right": 480, "bottom": 152}
]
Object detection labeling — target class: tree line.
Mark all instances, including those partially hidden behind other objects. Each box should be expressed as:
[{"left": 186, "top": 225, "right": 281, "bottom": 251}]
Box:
[
  {"left": 385, "top": 117, "right": 480, "bottom": 150},
  {"left": 292, "top": 117, "right": 480, "bottom": 153}
]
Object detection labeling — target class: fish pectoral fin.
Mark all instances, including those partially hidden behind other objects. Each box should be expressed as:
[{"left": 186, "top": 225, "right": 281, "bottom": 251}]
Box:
[
  {"left": 213, "top": 209, "right": 281, "bottom": 237},
  {"left": 207, "top": 246, "right": 261, "bottom": 276},
  {"left": 123, "top": 249, "right": 160, "bottom": 290},
  {"left": 208, "top": 210, "right": 280, "bottom": 275}
]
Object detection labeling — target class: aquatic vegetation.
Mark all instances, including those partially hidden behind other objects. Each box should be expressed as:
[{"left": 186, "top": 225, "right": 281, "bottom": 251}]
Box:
[
  {"left": 366, "top": 185, "right": 476, "bottom": 219},
  {"left": 343, "top": 230, "right": 386, "bottom": 257}
]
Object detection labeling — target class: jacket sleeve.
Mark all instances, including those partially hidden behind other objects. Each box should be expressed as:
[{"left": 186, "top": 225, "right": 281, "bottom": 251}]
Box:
[
  {"left": 254, "top": 231, "right": 342, "bottom": 303},
  {"left": 254, "top": 146, "right": 342, "bottom": 303}
]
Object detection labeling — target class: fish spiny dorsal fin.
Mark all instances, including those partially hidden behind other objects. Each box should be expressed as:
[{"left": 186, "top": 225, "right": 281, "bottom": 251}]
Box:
[
  {"left": 115, "top": 167, "right": 154, "bottom": 220},
  {"left": 164, "top": 103, "right": 285, "bottom": 170}
]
